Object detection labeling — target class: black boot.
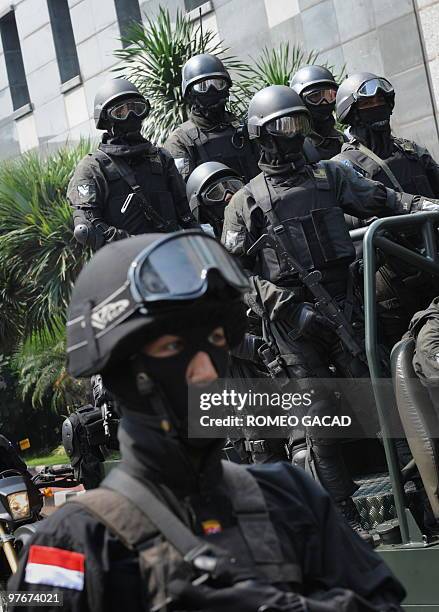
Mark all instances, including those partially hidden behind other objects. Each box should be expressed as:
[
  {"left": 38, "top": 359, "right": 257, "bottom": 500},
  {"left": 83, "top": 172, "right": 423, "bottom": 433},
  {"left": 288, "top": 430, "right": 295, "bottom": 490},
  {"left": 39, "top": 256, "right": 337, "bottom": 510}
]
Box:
[{"left": 337, "top": 498, "right": 374, "bottom": 545}]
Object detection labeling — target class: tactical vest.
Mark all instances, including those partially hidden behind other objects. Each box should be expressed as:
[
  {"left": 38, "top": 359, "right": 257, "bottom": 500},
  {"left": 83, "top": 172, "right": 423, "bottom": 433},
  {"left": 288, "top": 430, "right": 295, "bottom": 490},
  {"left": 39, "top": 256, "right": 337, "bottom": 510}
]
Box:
[
  {"left": 181, "top": 120, "right": 260, "bottom": 183},
  {"left": 92, "top": 148, "right": 179, "bottom": 235},
  {"left": 70, "top": 462, "right": 301, "bottom": 611},
  {"left": 340, "top": 138, "right": 435, "bottom": 197},
  {"left": 248, "top": 166, "right": 356, "bottom": 288}
]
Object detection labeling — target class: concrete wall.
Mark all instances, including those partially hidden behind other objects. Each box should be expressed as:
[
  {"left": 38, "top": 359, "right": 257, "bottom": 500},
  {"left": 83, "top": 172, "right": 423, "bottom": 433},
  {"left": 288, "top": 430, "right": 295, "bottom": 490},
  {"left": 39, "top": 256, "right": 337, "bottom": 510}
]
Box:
[{"left": 1, "top": 0, "right": 439, "bottom": 159}]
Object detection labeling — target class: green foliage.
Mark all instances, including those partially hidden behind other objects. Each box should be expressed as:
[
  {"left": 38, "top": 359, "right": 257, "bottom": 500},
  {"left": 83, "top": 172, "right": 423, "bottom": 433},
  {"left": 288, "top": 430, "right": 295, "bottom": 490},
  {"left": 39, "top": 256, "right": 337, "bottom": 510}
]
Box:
[
  {"left": 0, "top": 141, "right": 93, "bottom": 447},
  {"left": 113, "top": 7, "right": 247, "bottom": 143},
  {"left": 0, "top": 140, "right": 93, "bottom": 346},
  {"left": 113, "top": 11, "right": 346, "bottom": 130},
  {"left": 11, "top": 326, "right": 87, "bottom": 413},
  {"left": 0, "top": 355, "right": 62, "bottom": 454},
  {"left": 232, "top": 42, "right": 346, "bottom": 118}
]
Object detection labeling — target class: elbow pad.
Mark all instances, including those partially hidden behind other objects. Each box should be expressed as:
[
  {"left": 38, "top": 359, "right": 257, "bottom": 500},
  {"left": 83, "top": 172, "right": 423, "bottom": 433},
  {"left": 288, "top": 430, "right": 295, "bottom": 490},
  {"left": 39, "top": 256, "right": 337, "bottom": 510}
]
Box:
[
  {"left": 74, "top": 222, "right": 94, "bottom": 246},
  {"left": 74, "top": 221, "right": 106, "bottom": 250}
]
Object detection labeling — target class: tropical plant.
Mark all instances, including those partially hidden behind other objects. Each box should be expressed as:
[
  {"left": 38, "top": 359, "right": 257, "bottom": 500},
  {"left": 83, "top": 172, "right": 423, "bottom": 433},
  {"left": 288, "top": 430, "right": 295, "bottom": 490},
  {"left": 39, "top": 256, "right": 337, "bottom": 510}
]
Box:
[
  {"left": 231, "top": 42, "right": 346, "bottom": 118},
  {"left": 0, "top": 354, "right": 62, "bottom": 454},
  {"left": 0, "top": 140, "right": 93, "bottom": 346},
  {"left": 11, "top": 326, "right": 88, "bottom": 412},
  {"left": 113, "top": 7, "right": 248, "bottom": 143}
]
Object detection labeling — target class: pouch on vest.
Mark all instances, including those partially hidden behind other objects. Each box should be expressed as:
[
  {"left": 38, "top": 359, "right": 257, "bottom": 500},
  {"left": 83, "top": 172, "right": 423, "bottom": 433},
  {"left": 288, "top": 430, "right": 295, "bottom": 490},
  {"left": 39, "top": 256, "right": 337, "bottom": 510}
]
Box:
[
  {"left": 311, "top": 207, "right": 356, "bottom": 265},
  {"left": 281, "top": 221, "right": 315, "bottom": 270}
]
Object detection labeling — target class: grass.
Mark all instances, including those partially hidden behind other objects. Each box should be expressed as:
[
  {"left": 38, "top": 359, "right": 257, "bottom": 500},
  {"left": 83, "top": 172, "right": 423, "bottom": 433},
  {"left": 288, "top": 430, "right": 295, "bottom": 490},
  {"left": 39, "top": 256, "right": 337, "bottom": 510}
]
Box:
[{"left": 25, "top": 445, "right": 69, "bottom": 467}]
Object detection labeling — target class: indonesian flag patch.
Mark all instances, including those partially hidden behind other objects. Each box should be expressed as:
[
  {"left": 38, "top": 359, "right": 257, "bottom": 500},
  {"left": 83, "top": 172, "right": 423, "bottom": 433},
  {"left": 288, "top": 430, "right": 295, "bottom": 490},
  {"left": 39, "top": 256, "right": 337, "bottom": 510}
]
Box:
[{"left": 25, "top": 545, "right": 85, "bottom": 591}]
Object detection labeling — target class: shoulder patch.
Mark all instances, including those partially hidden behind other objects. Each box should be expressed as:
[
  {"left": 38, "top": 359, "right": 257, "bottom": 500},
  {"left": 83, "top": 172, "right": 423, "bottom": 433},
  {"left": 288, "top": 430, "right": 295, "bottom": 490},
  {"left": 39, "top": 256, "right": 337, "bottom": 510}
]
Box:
[
  {"left": 312, "top": 165, "right": 327, "bottom": 180},
  {"left": 224, "top": 230, "right": 239, "bottom": 250},
  {"left": 400, "top": 139, "right": 416, "bottom": 154},
  {"left": 77, "top": 183, "right": 96, "bottom": 199}
]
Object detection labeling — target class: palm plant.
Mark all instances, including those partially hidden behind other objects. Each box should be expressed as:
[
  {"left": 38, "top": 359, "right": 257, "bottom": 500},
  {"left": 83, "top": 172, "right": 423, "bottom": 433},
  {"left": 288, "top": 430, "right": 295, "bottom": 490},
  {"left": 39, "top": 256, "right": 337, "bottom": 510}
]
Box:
[
  {"left": 11, "top": 326, "right": 87, "bottom": 412},
  {"left": 231, "top": 42, "right": 345, "bottom": 118},
  {"left": 113, "top": 7, "right": 248, "bottom": 143},
  {"left": 0, "top": 140, "right": 93, "bottom": 344}
]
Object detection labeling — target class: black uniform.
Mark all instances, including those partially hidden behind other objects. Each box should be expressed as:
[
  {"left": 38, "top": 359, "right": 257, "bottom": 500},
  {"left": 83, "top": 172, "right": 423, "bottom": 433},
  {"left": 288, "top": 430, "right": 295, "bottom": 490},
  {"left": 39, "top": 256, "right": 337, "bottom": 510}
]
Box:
[
  {"left": 335, "top": 136, "right": 439, "bottom": 346},
  {"left": 68, "top": 136, "right": 197, "bottom": 250},
  {"left": 222, "top": 157, "right": 417, "bottom": 303},
  {"left": 8, "top": 424, "right": 404, "bottom": 612},
  {"left": 164, "top": 110, "right": 260, "bottom": 183},
  {"left": 334, "top": 136, "right": 439, "bottom": 196},
  {"left": 221, "top": 155, "right": 422, "bottom": 498}
]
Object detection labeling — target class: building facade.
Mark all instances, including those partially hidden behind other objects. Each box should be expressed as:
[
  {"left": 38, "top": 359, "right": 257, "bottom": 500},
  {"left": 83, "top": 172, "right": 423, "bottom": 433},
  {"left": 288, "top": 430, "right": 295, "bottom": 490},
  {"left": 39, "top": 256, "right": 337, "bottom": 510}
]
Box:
[{"left": 1, "top": 0, "right": 439, "bottom": 159}]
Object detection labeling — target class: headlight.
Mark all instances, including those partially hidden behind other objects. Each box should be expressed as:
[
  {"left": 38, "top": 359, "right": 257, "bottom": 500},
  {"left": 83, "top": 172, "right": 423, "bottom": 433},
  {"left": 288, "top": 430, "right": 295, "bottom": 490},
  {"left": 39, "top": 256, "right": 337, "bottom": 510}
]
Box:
[{"left": 7, "top": 491, "right": 30, "bottom": 520}]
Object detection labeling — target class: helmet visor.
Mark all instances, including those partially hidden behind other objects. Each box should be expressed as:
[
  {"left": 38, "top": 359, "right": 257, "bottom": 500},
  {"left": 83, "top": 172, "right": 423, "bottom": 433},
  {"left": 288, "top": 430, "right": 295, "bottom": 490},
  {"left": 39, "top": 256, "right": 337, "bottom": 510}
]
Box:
[
  {"left": 129, "top": 232, "right": 249, "bottom": 304},
  {"left": 357, "top": 78, "right": 393, "bottom": 98},
  {"left": 266, "top": 114, "right": 311, "bottom": 137},
  {"left": 108, "top": 99, "right": 149, "bottom": 120},
  {"left": 204, "top": 178, "right": 244, "bottom": 203},
  {"left": 304, "top": 87, "right": 337, "bottom": 105},
  {"left": 192, "top": 78, "right": 229, "bottom": 93}
]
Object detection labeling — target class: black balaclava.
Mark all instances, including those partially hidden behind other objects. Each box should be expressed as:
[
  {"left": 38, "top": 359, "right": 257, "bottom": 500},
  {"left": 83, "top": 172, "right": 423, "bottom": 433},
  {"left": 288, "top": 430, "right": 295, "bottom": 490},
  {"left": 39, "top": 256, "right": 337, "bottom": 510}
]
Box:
[
  {"left": 137, "top": 324, "right": 230, "bottom": 433},
  {"left": 259, "top": 131, "right": 306, "bottom": 167},
  {"left": 101, "top": 115, "right": 150, "bottom": 158},
  {"left": 349, "top": 102, "right": 393, "bottom": 158},
  {"left": 103, "top": 300, "right": 246, "bottom": 444},
  {"left": 189, "top": 87, "right": 230, "bottom": 126},
  {"left": 111, "top": 116, "right": 144, "bottom": 142},
  {"left": 307, "top": 102, "right": 336, "bottom": 137}
]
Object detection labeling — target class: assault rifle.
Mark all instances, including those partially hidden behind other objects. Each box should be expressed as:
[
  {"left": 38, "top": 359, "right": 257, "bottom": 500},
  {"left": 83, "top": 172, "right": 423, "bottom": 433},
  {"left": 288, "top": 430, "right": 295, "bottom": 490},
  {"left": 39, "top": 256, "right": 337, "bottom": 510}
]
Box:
[
  {"left": 92, "top": 374, "right": 117, "bottom": 439},
  {"left": 247, "top": 227, "right": 367, "bottom": 363}
]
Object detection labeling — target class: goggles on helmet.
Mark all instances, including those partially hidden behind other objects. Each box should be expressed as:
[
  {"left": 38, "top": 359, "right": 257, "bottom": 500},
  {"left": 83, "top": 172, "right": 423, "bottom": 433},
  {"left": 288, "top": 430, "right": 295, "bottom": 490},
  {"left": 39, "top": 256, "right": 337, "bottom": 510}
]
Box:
[
  {"left": 303, "top": 87, "right": 337, "bottom": 105},
  {"left": 129, "top": 231, "right": 249, "bottom": 305},
  {"left": 265, "top": 113, "right": 311, "bottom": 137},
  {"left": 108, "top": 98, "right": 150, "bottom": 121},
  {"left": 203, "top": 178, "right": 244, "bottom": 204},
  {"left": 356, "top": 78, "right": 393, "bottom": 98},
  {"left": 192, "top": 78, "right": 229, "bottom": 93}
]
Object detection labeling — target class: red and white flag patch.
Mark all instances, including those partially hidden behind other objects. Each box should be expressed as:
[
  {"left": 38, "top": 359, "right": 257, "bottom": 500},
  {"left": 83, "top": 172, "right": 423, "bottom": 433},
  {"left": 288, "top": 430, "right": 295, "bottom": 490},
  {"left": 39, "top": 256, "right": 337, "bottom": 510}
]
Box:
[{"left": 25, "top": 545, "right": 85, "bottom": 591}]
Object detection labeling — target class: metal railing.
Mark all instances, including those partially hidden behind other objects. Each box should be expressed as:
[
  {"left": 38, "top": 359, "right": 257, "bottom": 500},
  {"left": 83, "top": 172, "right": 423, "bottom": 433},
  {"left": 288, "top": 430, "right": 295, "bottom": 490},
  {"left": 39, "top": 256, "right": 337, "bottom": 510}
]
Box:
[{"left": 362, "top": 212, "right": 439, "bottom": 545}]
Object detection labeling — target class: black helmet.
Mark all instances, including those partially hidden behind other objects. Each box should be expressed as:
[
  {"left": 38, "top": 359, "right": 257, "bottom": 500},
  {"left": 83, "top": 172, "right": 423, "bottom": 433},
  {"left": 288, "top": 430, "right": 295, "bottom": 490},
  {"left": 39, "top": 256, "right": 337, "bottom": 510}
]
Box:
[
  {"left": 186, "top": 163, "right": 244, "bottom": 230},
  {"left": 290, "top": 65, "right": 337, "bottom": 97},
  {"left": 247, "top": 85, "right": 311, "bottom": 139},
  {"left": 66, "top": 232, "right": 249, "bottom": 378},
  {"left": 181, "top": 54, "right": 231, "bottom": 98},
  {"left": 336, "top": 72, "right": 395, "bottom": 123},
  {"left": 186, "top": 162, "right": 242, "bottom": 207},
  {"left": 94, "top": 79, "right": 150, "bottom": 130}
]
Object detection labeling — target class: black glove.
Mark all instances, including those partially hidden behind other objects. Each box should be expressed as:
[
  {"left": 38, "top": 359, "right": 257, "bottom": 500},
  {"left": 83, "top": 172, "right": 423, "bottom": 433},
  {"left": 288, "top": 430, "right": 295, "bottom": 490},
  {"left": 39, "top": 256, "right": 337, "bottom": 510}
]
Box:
[
  {"left": 168, "top": 579, "right": 306, "bottom": 612},
  {"left": 288, "top": 303, "right": 328, "bottom": 340}
]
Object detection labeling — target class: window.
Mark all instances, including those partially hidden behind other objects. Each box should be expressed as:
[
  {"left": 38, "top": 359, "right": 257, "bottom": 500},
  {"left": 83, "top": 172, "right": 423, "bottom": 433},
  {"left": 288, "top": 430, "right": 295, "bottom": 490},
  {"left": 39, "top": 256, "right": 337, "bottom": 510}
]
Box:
[
  {"left": 0, "top": 11, "right": 30, "bottom": 111},
  {"left": 114, "top": 0, "right": 141, "bottom": 45},
  {"left": 184, "top": 0, "right": 206, "bottom": 11},
  {"left": 47, "top": 0, "right": 80, "bottom": 84}
]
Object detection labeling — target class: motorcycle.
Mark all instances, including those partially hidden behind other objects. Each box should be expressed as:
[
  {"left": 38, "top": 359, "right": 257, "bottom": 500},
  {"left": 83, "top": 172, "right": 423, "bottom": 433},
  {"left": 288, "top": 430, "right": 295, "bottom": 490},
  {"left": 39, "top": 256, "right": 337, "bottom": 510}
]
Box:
[{"left": 0, "top": 463, "right": 78, "bottom": 586}]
